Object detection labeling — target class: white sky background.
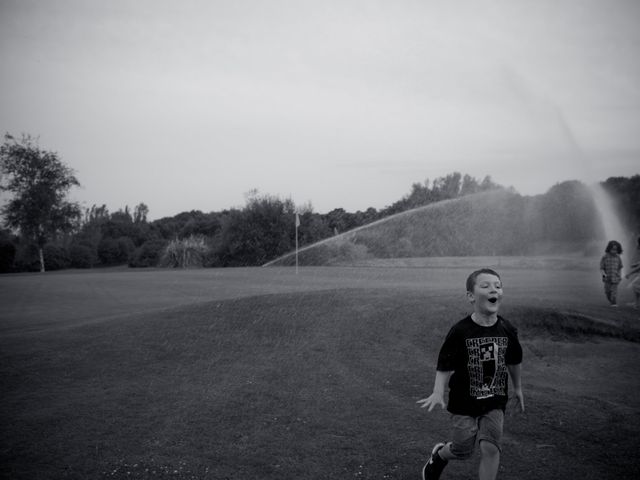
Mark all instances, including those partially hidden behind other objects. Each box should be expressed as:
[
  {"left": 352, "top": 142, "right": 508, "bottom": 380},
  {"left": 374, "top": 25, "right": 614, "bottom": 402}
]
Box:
[{"left": 0, "top": 0, "right": 639, "bottom": 220}]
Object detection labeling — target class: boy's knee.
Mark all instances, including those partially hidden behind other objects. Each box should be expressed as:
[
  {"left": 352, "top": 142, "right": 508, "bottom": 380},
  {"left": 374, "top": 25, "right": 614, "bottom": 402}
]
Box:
[
  {"left": 449, "top": 440, "right": 475, "bottom": 460},
  {"left": 479, "top": 440, "right": 500, "bottom": 458}
]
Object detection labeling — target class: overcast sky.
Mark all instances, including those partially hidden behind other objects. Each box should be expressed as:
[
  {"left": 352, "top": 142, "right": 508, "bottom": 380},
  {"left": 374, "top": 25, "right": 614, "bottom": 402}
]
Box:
[{"left": 1, "top": 0, "right": 638, "bottom": 220}]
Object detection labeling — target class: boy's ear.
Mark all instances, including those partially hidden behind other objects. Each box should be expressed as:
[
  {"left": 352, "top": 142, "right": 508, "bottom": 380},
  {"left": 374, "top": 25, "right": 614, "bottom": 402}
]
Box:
[{"left": 466, "top": 291, "right": 475, "bottom": 303}]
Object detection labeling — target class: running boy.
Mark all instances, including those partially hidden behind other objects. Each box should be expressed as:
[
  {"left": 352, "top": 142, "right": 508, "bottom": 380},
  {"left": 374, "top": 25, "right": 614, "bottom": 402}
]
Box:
[{"left": 417, "top": 268, "right": 524, "bottom": 480}]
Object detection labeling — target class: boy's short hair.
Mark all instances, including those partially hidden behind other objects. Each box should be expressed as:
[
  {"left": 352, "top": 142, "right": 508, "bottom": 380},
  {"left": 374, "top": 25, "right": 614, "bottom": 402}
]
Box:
[
  {"left": 466, "top": 268, "right": 501, "bottom": 292},
  {"left": 605, "top": 240, "right": 623, "bottom": 254}
]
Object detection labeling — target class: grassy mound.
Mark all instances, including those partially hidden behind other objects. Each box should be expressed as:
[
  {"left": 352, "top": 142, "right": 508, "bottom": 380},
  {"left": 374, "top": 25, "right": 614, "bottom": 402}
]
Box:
[
  {"left": 504, "top": 305, "right": 640, "bottom": 343},
  {"left": 268, "top": 188, "right": 603, "bottom": 267}
]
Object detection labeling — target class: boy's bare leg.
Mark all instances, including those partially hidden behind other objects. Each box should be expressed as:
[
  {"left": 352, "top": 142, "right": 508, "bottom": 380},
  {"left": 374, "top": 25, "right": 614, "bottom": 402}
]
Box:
[
  {"left": 436, "top": 442, "right": 456, "bottom": 461},
  {"left": 478, "top": 440, "right": 500, "bottom": 480}
]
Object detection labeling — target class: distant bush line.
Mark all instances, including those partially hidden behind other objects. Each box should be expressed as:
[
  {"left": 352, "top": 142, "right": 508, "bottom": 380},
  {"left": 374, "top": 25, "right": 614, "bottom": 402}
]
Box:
[{"left": 1, "top": 173, "right": 638, "bottom": 272}]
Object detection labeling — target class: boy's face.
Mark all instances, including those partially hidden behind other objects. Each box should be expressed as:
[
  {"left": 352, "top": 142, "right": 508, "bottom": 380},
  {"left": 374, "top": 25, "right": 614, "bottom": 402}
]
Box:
[{"left": 467, "top": 273, "right": 503, "bottom": 315}]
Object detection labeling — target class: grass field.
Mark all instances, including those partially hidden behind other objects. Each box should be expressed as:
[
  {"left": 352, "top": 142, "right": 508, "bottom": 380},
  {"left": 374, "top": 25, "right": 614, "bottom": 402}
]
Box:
[{"left": 1, "top": 261, "right": 639, "bottom": 479}]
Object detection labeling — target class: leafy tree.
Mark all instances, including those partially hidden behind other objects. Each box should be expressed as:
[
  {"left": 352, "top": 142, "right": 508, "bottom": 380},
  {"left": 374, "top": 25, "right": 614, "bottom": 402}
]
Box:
[
  {"left": 0, "top": 134, "right": 81, "bottom": 272},
  {"left": 102, "top": 206, "right": 152, "bottom": 247},
  {"left": 129, "top": 239, "right": 167, "bottom": 268},
  {"left": 538, "top": 181, "right": 599, "bottom": 242},
  {"left": 177, "top": 211, "right": 223, "bottom": 238},
  {"left": 432, "top": 171, "right": 462, "bottom": 199},
  {"left": 68, "top": 243, "right": 97, "bottom": 268},
  {"left": 325, "top": 208, "right": 350, "bottom": 234},
  {"left": 104, "top": 208, "right": 134, "bottom": 238},
  {"left": 460, "top": 174, "right": 481, "bottom": 196},
  {"left": 297, "top": 211, "right": 332, "bottom": 247},
  {"left": 133, "top": 202, "right": 149, "bottom": 223},
  {"left": 380, "top": 172, "right": 503, "bottom": 218},
  {"left": 97, "top": 236, "right": 135, "bottom": 265},
  {"left": 601, "top": 175, "right": 640, "bottom": 234},
  {"left": 216, "top": 192, "right": 296, "bottom": 266},
  {"left": 480, "top": 175, "right": 500, "bottom": 191},
  {"left": 73, "top": 204, "right": 110, "bottom": 258},
  {"left": 84, "top": 204, "right": 110, "bottom": 224},
  {"left": 42, "top": 243, "right": 70, "bottom": 271}
]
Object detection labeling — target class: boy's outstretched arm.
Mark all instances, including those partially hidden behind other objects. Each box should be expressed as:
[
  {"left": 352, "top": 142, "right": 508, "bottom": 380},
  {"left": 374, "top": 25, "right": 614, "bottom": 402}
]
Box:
[
  {"left": 417, "top": 370, "right": 453, "bottom": 411},
  {"left": 507, "top": 363, "right": 525, "bottom": 412}
]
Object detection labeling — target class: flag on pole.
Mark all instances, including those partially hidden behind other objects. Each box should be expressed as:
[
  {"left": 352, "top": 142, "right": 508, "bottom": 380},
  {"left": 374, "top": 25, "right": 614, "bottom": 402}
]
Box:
[{"left": 295, "top": 213, "right": 300, "bottom": 228}]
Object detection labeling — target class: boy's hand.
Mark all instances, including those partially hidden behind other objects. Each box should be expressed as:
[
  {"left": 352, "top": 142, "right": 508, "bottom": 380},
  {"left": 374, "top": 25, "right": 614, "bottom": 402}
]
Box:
[
  {"left": 511, "top": 388, "right": 525, "bottom": 413},
  {"left": 417, "top": 392, "right": 446, "bottom": 412}
]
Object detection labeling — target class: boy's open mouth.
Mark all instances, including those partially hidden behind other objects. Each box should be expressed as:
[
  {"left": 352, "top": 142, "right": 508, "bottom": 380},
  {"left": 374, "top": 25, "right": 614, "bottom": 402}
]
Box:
[{"left": 488, "top": 297, "right": 498, "bottom": 304}]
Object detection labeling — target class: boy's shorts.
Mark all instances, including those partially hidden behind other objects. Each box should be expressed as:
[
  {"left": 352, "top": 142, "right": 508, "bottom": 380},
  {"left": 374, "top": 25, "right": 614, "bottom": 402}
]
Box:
[{"left": 449, "top": 409, "right": 504, "bottom": 458}]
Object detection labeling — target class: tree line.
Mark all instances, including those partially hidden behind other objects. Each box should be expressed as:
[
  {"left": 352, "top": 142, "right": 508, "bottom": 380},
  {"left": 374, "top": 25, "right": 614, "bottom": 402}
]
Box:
[{"left": 1, "top": 134, "right": 639, "bottom": 272}]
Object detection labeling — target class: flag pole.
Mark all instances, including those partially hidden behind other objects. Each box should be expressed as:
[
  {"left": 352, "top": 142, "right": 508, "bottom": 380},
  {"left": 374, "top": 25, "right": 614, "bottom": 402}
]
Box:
[{"left": 295, "top": 213, "right": 300, "bottom": 275}]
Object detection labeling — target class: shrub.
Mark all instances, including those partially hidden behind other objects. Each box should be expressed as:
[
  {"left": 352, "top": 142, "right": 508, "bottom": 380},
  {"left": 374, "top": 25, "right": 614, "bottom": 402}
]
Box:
[
  {"left": 13, "top": 243, "right": 41, "bottom": 272},
  {"left": 69, "top": 244, "right": 98, "bottom": 268},
  {"left": 97, "top": 237, "right": 119, "bottom": 265},
  {"left": 160, "top": 235, "right": 210, "bottom": 268},
  {"left": 117, "top": 236, "right": 136, "bottom": 262},
  {"left": 43, "top": 244, "right": 70, "bottom": 271},
  {"left": 98, "top": 236, "right": 134, "bottom": 265},
  {"left": 129, "top": 239, "right": 167, "bottom": 268}
]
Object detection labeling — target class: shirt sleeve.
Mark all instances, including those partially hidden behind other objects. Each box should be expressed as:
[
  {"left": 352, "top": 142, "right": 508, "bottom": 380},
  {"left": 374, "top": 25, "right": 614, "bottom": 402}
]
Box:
[
  {"left": 505, "top": 326, "right": 523, "bottom": 365},
  {"left": 436, "top": 326, "right": 459, "bottom": 372}
]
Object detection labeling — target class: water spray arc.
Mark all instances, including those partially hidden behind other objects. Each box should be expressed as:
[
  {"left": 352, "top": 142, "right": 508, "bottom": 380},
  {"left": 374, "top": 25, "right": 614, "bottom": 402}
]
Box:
[
  {"left": 264, "top": 182, "right": 634, "bottom": 268},
  {"left": 590, "top": 182, "right": 631, "bottom": 263},
  {"left": 262, "top": 195, "right": 469, "bottom": 267},
  {"left": 551, "top": 103, "right": 631, "bottom": 259}
]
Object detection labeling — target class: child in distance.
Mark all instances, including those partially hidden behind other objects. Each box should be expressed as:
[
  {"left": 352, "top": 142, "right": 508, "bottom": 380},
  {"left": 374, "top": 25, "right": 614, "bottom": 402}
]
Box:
[{"left": 600, "top": 240, "right": 624, "bottom": 307}]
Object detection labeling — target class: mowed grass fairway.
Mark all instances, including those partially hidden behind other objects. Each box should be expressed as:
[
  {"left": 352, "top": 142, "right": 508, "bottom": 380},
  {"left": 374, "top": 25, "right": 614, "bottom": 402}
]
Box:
[{"left": 1, "top": 262, "right": 639, "bottom": 479}]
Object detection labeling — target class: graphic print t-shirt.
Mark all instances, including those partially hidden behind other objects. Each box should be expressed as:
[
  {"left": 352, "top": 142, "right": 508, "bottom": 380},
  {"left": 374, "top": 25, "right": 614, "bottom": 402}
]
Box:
[{"left": 436, "top": 315, "right": 522, "bottom": 416}]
